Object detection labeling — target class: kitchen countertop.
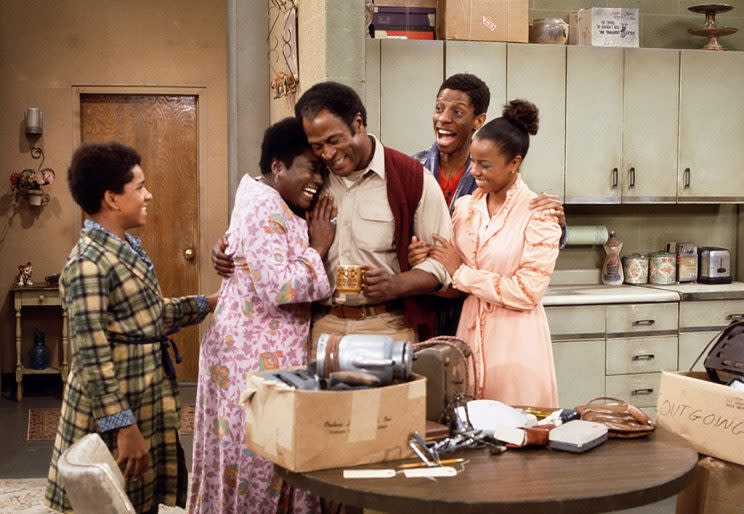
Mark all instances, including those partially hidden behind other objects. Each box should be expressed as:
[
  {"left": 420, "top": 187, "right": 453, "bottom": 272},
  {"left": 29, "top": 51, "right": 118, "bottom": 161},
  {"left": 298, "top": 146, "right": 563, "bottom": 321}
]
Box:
[
  {"left": 641, "top": 281, "right": 744, "bottom": 301},
  {"left": 542, "top": 284, "right": 679, "bottom": 306},
  {"left": 542, "top": 280, "right": 744, "bottom": 306}
]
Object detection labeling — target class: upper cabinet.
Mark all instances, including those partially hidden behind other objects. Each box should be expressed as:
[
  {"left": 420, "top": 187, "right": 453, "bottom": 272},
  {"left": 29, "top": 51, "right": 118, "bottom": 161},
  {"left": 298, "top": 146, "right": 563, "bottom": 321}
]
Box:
[
  {"left": 380, "top": 39, "right": 444, "bottom": 156},
  {"left": 446, "top": 41, "right": 507, "bottom": 121},
  {"left": 366, "top": 40, "right": 744, "bottom": 204},
  {"left": 565, "top": 47, "right": 624, "bottom": 203},
  {"left": 507, "top": 44, "right": 566, "bottom": 199},
  {"left": 622, "top": 49, "right": 679, "bottom": 203},
  {"left": 678, "top": 51, "right": 744, "bottom": 202}
]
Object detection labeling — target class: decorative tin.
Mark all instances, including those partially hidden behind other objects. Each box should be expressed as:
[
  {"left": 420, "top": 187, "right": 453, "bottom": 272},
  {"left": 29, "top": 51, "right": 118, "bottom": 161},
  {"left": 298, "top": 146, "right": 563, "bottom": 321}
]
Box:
[
  {"left": 649, "top": 252, "right": 677, "bottom": 285},
  {"left": 622, "top": 254, "right": 649, "bottom": 284}
]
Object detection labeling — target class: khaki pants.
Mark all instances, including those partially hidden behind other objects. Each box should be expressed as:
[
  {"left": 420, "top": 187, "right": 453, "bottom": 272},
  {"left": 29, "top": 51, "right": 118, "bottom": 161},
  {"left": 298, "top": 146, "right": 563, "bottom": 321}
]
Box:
[{"left": 309, "top": 310, "right": 417, "bottom": 355}]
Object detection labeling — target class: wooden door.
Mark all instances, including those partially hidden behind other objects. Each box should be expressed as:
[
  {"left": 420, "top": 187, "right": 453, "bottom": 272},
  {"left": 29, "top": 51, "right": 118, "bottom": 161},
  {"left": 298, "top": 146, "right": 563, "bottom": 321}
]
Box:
[
  {"left": 565, "top": 46, "right": 624, "bottom": 204},
  {"left": 507, "top": 43, "right": 566, "bottom": 199},
  {"left": 80, "top": 94, "right": 200, "bottom": 381}
]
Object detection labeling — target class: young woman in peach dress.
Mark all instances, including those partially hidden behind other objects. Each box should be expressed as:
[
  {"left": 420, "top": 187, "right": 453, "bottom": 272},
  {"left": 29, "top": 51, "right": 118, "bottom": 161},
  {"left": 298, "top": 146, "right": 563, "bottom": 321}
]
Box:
[{"left": 427, "top": 99, "right": 562, "bottom": 408}]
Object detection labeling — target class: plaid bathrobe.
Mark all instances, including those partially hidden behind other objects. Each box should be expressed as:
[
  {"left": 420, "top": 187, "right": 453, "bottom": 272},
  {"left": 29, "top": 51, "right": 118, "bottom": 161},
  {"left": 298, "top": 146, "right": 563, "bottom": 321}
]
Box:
[{"left": 46, "top": 222, "right": 209, "bottom": 513}]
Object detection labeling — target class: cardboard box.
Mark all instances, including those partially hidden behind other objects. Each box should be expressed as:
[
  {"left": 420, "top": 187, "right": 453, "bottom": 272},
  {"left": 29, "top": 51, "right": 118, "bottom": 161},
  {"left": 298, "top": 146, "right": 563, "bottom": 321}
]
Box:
[
  {"left": 676, "top": 456, "right": 744, "bottom": 514},
  {"left": 656, "top": 371, "right": 744, "bottom": 467},
  {"left": 241, "top": 371, "right": 427, "bottom": 472},
  {"left": 439, "top": 0, "right": 528, "bottom": 43},
  {"left": 571, "top": 8, "right": 639, "bottom": 48}
]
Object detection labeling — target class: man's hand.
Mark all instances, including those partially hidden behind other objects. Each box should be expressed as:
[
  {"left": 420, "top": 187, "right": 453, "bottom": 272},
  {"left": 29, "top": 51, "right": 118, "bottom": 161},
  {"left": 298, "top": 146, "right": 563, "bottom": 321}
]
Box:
[
  {"left": 363, "top": 267, "right": 400, "bottom": 303},
  {"left": 116, "top": 424, "right": 149, "bottom": 481},
  {"left": 211, "top": 235, "right": 234, "bottom": 278},
  {"left": 429, "top": 233, "right": 463, "bottom": 277},
  {"left": 408, "top": 236, "right": 430, "bottom": 267},
  {"left": 529, "top": 192, "right": 565, "bottom": 228}
]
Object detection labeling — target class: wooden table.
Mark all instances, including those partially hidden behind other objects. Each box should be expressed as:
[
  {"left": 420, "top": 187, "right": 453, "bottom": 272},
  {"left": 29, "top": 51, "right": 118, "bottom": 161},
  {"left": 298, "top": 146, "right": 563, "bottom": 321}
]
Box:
[
  {"left": 11, "top": 284, "right": 69, "bottom": 401},
  {"left": 278, "top": 427, "right": 698, "bottom": 514}
]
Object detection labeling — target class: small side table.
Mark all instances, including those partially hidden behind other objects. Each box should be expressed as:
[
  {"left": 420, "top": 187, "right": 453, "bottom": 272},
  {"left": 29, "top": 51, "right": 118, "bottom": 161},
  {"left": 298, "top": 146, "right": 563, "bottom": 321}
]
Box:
[{"left": 11, "top": 284, "right": 69, "bottom": 401}]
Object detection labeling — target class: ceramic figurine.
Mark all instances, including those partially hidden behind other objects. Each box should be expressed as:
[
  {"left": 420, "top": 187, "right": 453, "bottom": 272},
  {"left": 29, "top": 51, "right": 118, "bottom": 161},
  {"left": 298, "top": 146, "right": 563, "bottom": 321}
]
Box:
[{"left": 16, "top": 261, "right": 33, "bottom": 286}]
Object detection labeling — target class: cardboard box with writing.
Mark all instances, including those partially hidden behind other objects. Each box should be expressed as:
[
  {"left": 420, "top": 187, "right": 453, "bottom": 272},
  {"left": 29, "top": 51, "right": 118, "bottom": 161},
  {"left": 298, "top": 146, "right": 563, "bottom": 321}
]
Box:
[
  {"left": 656, "top": 371, "right": 744, "bottom": 467},
  {"left": 240, "top": 371, "right": 427, "bottom": 472},
  {"left": 571, "top": 8, "right": 639, "bottom": 47},
  {"left": 439, "top": 0, "right": 528, "bottom": 43}
]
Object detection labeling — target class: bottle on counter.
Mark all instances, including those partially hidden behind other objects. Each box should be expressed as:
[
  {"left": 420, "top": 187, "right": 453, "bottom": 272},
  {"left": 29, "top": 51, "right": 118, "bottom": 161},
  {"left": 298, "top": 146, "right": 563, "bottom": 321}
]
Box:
[{"left": 602, "top": 230, "right": 624, "bottom": 286}]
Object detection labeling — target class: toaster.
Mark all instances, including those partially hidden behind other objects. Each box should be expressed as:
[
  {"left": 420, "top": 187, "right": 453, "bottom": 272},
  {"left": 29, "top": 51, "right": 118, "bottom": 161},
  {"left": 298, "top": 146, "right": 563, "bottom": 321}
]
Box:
[{"left": 698, "top": 247, "right": 732, "bottom": 284}]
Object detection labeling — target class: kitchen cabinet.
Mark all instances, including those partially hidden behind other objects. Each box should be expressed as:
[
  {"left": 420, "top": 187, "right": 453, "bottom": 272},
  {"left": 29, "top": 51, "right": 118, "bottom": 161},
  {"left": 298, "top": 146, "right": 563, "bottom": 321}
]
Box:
[
  {"left": 546, "top": 305, "right": 606, "bottom": 409},
  {"left": 507, "top": 44, "right": 566, "bottom": 199},
  {"left": 565, "top": 47, "right": 680, "bottom": 204},
  {"left": 622, "top": 49, "right": 679, "bottom": 203},
  {"left": 565, "top": 46, "right": 624, "bottom": 203},
  {"left": 605, "top": 303, "right": 678, "bottom": 418},
  {"left": 445, "top": 41, "right": 506, "bottom": 122},
  {"left": 379, "top": 39, "right": 444, "bottom": 156},
  {"left": 678, "top": 50, "right": 744, "bottom": 202},
  {"left": 678, "top": 299, "right": 744, "bottom": 371}
]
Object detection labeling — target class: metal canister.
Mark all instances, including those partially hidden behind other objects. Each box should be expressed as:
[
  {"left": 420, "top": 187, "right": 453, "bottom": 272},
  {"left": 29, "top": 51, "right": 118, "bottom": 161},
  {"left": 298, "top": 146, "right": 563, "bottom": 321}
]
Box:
[
  {"left": 315, "top": 333, "right": 413, "bottom": 385},
  {"left": 622, "top": 254, "right": 649, "bottom": 284},
  {"left": 649, "top": 252, "right": 677, "bottom": 285}
]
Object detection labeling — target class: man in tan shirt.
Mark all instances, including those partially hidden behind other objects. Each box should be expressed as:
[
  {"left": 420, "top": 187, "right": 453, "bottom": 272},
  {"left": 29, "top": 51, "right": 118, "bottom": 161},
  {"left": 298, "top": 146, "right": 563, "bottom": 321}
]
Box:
[{"left": 214, "top": 81, "right": 451, "bottom": 344}]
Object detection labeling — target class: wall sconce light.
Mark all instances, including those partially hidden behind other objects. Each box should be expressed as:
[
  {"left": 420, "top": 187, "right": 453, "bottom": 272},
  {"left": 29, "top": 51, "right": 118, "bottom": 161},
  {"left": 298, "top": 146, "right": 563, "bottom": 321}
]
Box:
[{"left": 8, "top": 107, "right": 56, "bottom": 207}]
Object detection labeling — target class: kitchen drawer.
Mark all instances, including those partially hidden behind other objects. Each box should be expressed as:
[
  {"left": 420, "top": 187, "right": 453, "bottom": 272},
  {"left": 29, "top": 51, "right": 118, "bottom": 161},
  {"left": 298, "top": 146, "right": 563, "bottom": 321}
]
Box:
[
  {"left": 546, "top": 305, "right": 606, "bottom": 340},
  {"left": 605, "top": 373, "right": 661, "bottom": 408},
  {"left": 553, "top": 339, "right": 605, "bottom": 409},
  {"left": 679, "top": 331, "right": 718, "bottom": 372},
  {"left": 679, "top": 300, "right": 744, "bottom": 331},
  {"left": 606, "top": 302, "right": 677, "bottom": 336},
  {"left": 606, "top": 336, "right": 677, "bottom": 375}
]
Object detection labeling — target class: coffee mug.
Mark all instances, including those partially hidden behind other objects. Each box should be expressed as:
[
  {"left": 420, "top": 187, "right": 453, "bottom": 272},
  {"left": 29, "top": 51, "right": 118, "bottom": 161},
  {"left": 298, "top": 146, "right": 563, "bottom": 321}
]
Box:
[{"left": 335, "top": 265, "right": 366, "bottom": 293}]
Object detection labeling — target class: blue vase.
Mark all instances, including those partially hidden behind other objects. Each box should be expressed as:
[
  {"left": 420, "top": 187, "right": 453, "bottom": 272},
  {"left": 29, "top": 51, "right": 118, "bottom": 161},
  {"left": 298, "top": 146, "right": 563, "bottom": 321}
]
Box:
[{"left": 30, "top": 329, "right": 49, "bottom": 370}]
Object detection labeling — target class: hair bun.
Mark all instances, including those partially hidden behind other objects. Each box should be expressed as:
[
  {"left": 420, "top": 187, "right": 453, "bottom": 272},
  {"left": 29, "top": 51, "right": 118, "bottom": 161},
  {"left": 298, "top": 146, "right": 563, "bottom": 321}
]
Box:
[{"left": 502, "top": 99, "right": 539, "bottom": 136}]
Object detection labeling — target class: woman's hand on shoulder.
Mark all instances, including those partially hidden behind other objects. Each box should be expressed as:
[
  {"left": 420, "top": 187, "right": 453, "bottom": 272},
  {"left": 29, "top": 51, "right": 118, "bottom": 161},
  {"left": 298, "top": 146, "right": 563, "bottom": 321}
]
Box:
[
  {"left": 529, "top": 192, "right": 565, "bottom": 228},
  {"left": 408, "top": 236, "right": 430, "bottom": 267},
  {"left": 308, "top": 195, "right": 337, "bottom": 258}
]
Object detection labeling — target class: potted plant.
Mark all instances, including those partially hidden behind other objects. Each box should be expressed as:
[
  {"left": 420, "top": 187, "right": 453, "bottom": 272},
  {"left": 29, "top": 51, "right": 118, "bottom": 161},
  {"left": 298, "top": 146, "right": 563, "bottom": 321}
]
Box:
[{"left": 9, "top": 168, "right": 55, "bottom": 206}]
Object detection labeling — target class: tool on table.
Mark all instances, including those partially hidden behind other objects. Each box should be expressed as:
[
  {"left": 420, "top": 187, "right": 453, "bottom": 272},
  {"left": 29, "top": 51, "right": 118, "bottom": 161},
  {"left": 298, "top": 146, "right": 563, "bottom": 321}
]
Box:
[{"left": 397, "top": 458, "right": 465, "bottom": 469}]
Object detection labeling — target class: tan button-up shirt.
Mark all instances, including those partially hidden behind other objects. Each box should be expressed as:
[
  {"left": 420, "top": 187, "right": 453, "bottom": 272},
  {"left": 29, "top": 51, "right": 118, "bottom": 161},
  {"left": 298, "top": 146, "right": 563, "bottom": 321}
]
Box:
[{"left": 323, "top": 135, "right": 453, "bottom": 305}]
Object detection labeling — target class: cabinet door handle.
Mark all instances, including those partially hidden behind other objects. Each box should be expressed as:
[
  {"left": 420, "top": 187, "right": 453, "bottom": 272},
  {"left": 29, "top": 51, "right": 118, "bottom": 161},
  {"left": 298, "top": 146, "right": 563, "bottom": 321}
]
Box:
[
  {"left": 629, "top": 167, "right": 636, "bottom": 188},
  {"left": 611, "top": 168, "right": 618, "bottom": 188},
  {"left": 631, "top": 388, "right": 654, "bottom": 396},
  {"left": 726, "top": 313, "right": 744, "bottom": 321},
  {"left": 632, "top": 319, "right": 656, "bottom": 326},
  {"left": 683, "top": 168, "right": 691, "bottom": 188},
  {"left": 37, "top": 294, "right": 45, "bottom": 303},
  {"left": 632, "top": 353, "right": 655, "bottom": 361}
]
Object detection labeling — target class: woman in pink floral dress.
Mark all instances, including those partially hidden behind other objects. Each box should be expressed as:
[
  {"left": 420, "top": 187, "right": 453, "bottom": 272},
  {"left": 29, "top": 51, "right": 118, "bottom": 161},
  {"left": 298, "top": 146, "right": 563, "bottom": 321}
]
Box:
[{"left": 190, "top": 118, "right": 335, "bottom": 514}]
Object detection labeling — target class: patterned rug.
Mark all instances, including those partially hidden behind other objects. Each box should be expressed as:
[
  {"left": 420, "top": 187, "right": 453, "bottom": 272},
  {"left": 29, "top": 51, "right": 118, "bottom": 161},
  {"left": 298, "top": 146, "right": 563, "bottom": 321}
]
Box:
[
  {"left": 27, "top": 405, "right": 196, "bottom": 441},
  {"left": 0, "top": 478, "right": 186, "bottom": 513},
  {"left": 0, "top": 478, "right": 54, "bottom": 513}
]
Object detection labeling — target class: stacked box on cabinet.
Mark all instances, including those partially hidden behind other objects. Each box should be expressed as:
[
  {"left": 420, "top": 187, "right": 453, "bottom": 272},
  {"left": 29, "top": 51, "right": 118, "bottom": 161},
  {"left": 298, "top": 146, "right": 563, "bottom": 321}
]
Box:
[
  {"left": 241, "top": 370, "right": 427, "bottom": 472},
  {"left": 569, "top": 8, "right": 639, "bottom": 47},
  {"left": 439, "top": 0, "right": 528, "bottom": 42},
  {"left": 374, "top": 0, "right": 436, "bottom": 39}
]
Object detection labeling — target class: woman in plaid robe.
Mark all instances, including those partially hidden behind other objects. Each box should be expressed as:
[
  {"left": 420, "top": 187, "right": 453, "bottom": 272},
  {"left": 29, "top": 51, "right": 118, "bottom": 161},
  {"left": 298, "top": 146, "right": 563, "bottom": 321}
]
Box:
[{"left": 45, "top": 142, "right": 216, "bottom": 514}]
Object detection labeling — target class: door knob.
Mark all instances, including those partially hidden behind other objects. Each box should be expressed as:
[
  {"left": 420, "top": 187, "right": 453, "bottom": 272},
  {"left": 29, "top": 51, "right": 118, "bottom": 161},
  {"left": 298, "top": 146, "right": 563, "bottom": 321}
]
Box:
[{"left": 184, "top": 248, "right": 195, "bottom": 260}]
